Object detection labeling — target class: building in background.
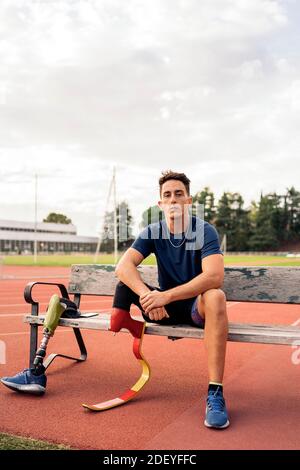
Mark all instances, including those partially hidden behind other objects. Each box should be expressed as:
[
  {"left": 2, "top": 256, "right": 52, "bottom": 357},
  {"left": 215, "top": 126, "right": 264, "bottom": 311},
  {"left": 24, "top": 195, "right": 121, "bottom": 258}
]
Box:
[{"left": 0, "top": 220, "right": 98, "bottom": 254}]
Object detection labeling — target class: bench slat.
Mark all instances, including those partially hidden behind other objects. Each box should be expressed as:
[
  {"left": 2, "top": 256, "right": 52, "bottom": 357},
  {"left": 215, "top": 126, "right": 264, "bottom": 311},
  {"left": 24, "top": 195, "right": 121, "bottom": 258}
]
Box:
[
  {"left": 23, "top": 314, "right": 300, "bottom": 345},
  {"left": 68, "top": 264, "right": 300, "bottom": 304}
]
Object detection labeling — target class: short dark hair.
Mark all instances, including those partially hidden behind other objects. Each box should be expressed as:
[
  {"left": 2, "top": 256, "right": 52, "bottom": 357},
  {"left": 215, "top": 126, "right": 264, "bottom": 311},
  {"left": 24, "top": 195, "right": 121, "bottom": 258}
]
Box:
[{"left": 159, "top": 170, "right": 191, "bottom": 196}]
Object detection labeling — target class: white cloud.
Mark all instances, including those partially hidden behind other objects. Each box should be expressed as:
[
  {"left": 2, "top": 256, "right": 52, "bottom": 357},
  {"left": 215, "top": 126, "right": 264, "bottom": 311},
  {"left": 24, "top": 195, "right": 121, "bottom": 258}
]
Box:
[
  {"left": 0, "top": 0, "right": 299, "bottom": 236},
  {"left": 159, "top": 106, "right": 170, "bottom": 120}
]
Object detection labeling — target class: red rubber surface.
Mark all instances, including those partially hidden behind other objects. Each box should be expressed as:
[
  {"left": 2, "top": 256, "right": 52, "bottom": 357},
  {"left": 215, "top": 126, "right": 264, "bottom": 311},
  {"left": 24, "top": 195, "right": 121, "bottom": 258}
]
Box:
[{"left": 0, "top": 266, "right": 300, "bottom": 449}]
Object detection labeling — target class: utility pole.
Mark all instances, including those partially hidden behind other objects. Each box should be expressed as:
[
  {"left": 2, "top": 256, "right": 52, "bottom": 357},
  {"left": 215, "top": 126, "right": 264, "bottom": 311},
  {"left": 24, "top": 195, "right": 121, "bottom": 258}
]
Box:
[
  {"left": 94, "top": 167, "right": 118, "bottom": 264},
  {"left": 34, "top": 174, "right": 38, "bottom": 264},
  {"left": 221, "top": 233, "right": 227, "bottom": 255},
  {"left": 113, "top": 166, "right": 118, "bottom": 265}
]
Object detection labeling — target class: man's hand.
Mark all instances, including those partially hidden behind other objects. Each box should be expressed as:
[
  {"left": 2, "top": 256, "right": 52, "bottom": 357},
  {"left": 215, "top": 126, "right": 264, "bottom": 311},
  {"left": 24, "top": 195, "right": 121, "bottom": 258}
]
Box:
[
  {"left": 140, "top": 290, "right": 172, "bottom": 314},
  {"left": 145, "top": 306, "right": 170, "bottom": 321}
]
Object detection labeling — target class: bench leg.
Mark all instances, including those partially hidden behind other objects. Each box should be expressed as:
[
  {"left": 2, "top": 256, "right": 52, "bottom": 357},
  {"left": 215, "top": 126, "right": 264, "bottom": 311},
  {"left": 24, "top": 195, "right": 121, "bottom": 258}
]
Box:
[
  {"left": 28, "top": 291, "right": 87, "bottom": 371},
  {"left": 29, "top": 323, "right": 38, "bottom": 369},
  {"left": 29, "top": 323, "right": 87, "bottom": 371},
  {"left": 43, "top": 328, "right": 87, "bottom": 370}
]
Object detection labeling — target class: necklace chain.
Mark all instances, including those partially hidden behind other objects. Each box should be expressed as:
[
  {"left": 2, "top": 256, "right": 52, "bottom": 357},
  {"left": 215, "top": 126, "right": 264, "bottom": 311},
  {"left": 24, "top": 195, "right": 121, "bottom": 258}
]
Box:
[
  {"left": 163, "top": 218, "right": 191, "bottom": 248},
  {"left": 168, "top": 232, "right": 187, "bottom": 248}
]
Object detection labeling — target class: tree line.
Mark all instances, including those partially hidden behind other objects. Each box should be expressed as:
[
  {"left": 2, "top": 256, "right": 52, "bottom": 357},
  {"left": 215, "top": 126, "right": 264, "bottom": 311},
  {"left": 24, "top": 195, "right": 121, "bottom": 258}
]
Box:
[
  {"left": 116, "top": 186, "right": 300, "bottom": 252},
  {"left": 192, "top": 186, "right": 300, "bottom": 251},
  {"left": 46, "top": 186, "right": 300, "bottom": 252}
]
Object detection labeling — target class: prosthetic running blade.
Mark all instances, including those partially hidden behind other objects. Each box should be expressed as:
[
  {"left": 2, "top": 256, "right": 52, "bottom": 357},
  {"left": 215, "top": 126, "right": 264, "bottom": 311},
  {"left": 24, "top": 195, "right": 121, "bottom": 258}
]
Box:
[{"left": 82, "top": 322, "right": 150, "bottom": 411}]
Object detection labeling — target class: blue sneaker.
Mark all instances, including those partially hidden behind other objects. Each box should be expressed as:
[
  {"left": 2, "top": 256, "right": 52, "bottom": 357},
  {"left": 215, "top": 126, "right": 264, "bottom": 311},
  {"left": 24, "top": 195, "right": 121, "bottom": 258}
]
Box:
[
  {"left": 1, "top": 369, "right": 47, "bottom": 395},
  {"left": 204, "top": 388, "right": 230, "bottom": 429}
]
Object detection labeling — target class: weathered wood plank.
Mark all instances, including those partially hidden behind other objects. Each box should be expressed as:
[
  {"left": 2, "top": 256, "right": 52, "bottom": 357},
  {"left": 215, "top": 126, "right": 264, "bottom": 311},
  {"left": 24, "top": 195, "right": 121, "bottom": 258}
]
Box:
[
  {"left": 223, "top": 266, "right": 300, "bottom": 304},
  {"left": 24, "top": 314, "right": 300, "bottom": 345},
  {"left": 68, "top": 264, "right": 300, "bottom": 304},
  {"left": 68, "top": 264, "right": 158, "bottom": 296}
]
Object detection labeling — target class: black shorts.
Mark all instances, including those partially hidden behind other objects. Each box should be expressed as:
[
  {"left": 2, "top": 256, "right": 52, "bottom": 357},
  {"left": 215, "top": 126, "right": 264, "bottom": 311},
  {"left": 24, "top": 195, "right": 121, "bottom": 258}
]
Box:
[{"left": 112, "top": 281, "right": 204, "bottom": 327}]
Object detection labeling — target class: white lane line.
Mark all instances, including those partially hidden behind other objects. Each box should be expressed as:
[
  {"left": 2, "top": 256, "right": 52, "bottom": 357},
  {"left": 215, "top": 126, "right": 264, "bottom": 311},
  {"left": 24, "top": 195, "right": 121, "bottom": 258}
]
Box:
[
  {"left": 0, "top": 276, "right": 69, "bottom": 280},
  {"left": 0, "top": 330, "right": 74, "bottom": 337},
  {"left": 0, "top": 314, "right": 30, "bottom": 318}
]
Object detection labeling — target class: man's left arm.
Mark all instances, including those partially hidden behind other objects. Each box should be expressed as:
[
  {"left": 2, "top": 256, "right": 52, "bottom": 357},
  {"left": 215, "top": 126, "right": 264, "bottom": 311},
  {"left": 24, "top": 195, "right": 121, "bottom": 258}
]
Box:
[
  {"left": 140, "top": 254, "right": 224, "bottom": 313},
  {"left": 167, "top": 253, "right": 224, "bottom": 301}
]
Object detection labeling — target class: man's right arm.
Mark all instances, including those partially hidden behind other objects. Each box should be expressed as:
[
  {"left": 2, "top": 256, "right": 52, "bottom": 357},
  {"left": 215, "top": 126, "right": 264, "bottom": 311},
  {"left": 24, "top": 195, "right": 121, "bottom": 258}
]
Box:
[
  {"left": 115, "top": 248, "right": 169, "bottom": 321},
  {"left": 115, "top": 247, "right": 151, "bottom": 297}
]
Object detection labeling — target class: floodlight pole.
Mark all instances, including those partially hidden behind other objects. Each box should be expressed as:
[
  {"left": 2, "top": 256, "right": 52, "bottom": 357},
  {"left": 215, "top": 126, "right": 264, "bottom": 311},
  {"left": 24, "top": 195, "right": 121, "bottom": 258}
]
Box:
[
  {"left": 34, "top": 174, "right": 38, "bottom": 264},
  {"left": 94, "top": 167, "right": 118, "bottom": 264},
  {"left": 113, "top": 167, "right": 118, "bottom": 265},
  {"left": 221, "top": 233, "right": 227, "bottom": 255}
]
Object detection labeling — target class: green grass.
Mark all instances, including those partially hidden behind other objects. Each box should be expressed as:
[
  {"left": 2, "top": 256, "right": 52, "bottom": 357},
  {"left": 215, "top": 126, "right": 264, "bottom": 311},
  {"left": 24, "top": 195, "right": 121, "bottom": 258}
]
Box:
[
  {"left": 2, "top": 254, "right": 300, "bottom": 267},
  {"left": 224, "top": 255, "right": 300, "bottom": 266},
  {"left": 2, "top": 254, "right": 158, "bottom": 266},
  {"left": 2, "top": 254, "right": 115, "bottom": 267},
  {"left": 0, "top": 432, "right": 70, "bottom": 450}
]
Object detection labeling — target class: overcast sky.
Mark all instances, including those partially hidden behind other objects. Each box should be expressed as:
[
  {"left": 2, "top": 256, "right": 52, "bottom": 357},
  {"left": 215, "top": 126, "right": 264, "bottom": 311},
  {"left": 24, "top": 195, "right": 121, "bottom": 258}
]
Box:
[{"left": 0, "top": 0, "right": 299, "bottom": 237}]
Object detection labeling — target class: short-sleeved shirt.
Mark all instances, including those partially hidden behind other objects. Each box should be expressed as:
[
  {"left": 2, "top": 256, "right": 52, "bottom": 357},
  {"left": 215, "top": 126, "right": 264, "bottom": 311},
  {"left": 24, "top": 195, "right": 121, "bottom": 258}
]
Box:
[{"left": 131, "top": 216, "right": 223, "bottom": 291}]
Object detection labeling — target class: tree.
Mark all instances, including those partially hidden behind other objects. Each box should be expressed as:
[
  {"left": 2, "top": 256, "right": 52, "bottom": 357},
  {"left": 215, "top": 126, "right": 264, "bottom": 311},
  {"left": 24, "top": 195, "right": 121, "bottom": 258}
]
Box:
[
  {"left": 43, "top": 213, "right": 72, "bottom": 224},
  {"left": 248, "top": 194, "right": 279, "bottom": 250},
  {"left": 140, "top": 205, "right": 164, "bottom": 229},
  {"left": 100, "top": 201, "right": 134, "bottom": 253},
  {"left": 215, "top": 192, "right": 251, "bottom": 251},
  {"left": 267, "top": 192, "right": 286, "bottom": 243},
  {"left": 192, "top": 187, "right": 216, "bottom": 223},
  {"left": 285, "top": 187, "right": 300, "bottom": 240}
]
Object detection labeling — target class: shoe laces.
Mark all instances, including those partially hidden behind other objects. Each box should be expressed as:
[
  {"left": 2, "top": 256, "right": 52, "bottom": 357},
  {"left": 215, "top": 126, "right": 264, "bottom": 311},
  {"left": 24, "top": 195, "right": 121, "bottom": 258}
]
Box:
[
  {"left": 207, "top": 389, "right": 225, "bottom": 413},
  {"left": 17, "top": 368, "right": 38, "bottom": 377},
  {"left": 7, "top": 369, "right": 31, "bottom": 380},
  {"left": 17, "top": 369, "right": 30, "bottom": 376}
]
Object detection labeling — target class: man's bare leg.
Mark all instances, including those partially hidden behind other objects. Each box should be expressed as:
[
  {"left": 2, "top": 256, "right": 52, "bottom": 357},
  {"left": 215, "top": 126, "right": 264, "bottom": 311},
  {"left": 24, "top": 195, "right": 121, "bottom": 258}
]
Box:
[
  {"left": 196, "top": 288, "right": 230, "bottom": 429},
  {"left": 197, "top": 288, "right": 228, "bottom": 383}
]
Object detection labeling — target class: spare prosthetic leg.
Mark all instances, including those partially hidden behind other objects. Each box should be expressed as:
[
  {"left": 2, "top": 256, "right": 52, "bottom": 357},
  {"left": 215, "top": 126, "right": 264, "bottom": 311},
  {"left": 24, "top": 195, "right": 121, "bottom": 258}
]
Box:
[
  {"left": 0, "top": 294, "right": 79, "bottom": 394},
  {"left": 82, "top": 308, "right": 150, "bottom": 411},
  {"left": 32, "top": 294, "right": 68, "bottom": 375}
]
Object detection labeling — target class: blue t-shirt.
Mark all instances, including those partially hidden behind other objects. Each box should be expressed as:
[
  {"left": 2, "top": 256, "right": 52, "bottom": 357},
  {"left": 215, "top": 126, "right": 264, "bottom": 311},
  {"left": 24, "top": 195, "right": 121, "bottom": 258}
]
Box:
[{"left": 131, "top": 216, "right": 223, "bottom": 290}]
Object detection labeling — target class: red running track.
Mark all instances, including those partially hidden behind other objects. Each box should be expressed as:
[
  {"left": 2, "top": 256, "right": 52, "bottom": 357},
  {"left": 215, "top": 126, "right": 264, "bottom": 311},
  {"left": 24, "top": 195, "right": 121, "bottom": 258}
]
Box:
[{"left": 0, "top": 266, "right": 300, "bottom": 450}]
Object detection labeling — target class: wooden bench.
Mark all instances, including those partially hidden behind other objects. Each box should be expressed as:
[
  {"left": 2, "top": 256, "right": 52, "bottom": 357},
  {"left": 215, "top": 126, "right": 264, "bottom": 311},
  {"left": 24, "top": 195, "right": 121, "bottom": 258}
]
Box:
[{"left": 24, "top": 264, "right": 300, "bottom": 371}]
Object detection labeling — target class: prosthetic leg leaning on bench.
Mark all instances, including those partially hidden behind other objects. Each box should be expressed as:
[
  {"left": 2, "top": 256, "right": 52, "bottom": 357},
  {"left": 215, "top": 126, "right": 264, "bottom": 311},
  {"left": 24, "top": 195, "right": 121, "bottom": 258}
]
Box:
[
  {"left": 0, "top": 296, "right": 150, "bottom": 411},
  {"left": 0, "top": 294, "right": 80, "bottom": 395}
]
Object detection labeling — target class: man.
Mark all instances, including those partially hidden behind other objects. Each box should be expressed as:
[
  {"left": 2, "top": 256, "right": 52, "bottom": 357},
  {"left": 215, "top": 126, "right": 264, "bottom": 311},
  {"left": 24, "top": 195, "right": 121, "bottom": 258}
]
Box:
[
  {"left": 1, "top": 170, "right": 229, "bottom": 429},
  {"left": 112, "top": 170, "right": 229, "bottom": 429}
]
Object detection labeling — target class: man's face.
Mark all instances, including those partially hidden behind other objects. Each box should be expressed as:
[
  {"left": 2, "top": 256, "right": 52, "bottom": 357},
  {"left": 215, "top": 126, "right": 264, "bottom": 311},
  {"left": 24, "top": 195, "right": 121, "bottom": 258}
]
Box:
[{"left": 158, "top": 179, "right": 192, "bottom": 224}]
